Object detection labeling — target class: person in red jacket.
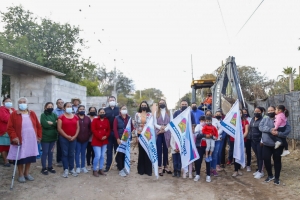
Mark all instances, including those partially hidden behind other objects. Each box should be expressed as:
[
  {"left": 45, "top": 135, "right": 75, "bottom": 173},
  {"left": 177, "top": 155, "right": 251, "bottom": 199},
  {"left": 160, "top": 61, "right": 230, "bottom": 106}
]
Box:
[
  {"left": 0, "top": 97, "right": 15, "bottom": 167},
  {"left": 7, "top": 97, "right": 42, "bottom": 183},
  {"left": 91, "top": 108, "right": 110, "bottom": 177},
  {"left": 202, "top": 116, "right": 218, "bottom": 162}
]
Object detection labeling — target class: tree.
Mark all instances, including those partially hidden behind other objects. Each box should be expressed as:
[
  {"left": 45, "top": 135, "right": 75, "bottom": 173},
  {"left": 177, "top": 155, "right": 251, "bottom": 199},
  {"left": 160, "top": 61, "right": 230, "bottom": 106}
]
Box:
[
  {"left": 277, "top": 67, "right": 297, "bottom": 83},
  {"left": 78, "top": 79, "right": 102, "bottom": 96},
  {"left": 0, "top": 5, "right": 95, "bottom": 83},
  {"left": 175, "top": 92, "right": 192, "bottom": 109},
  {"left": 133, "top": 88, "right": 164, "bottom": 105},
  {"left": 1, "top": 75, "right": 10, "bottom": 97}
]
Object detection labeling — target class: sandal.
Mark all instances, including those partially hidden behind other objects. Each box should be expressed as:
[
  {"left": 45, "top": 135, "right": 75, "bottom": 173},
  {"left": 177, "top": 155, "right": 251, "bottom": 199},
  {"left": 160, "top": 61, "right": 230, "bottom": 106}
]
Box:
[
  {"left": 41, "top": 168, "right": 48, "bottom": 175},
  {"left": 159, "top": 167, "right": 163, "bottom": 176},
  {"left": 48, "top": 167, "right": 56, "bottom": 174}
]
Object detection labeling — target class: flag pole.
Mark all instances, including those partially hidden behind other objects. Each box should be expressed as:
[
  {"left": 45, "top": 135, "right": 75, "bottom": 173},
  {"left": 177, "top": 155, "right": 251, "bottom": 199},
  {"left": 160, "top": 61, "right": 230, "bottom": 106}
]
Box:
[{"left": 108, "top": 152, "right": 118, "bottom": 172}]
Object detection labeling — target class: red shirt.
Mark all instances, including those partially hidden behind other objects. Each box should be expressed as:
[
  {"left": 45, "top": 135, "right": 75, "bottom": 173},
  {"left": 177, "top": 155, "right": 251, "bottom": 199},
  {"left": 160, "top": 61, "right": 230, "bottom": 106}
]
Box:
[
  {"left": 201, "top": 124, "right": 218, "bottom": 147},
  {"left": 230, "top": 119, "right": 249, "bottom": 142},
  {"left": 0, "top": 106, "right": 15, "bottom": 136},
  {"left": 59, "top": 114, "right": 79, "bottom": 137},
  {"left": 91, "top": 117, "right": 110, "bottom": 147}
]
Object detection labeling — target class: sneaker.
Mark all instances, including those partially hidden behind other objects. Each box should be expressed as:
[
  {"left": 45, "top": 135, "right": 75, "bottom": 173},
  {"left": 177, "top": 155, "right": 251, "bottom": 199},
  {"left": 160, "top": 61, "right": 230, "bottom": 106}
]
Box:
[
  {"left": 194, "top": 175, "right": 200, "bottom": 182},
  {"left": 254, "top": 172, "right": 264, "bottom": 179},
  {"left": 205, "top": 157, "right": 210, "bottom": 162},
  {"left": 189, "top": 173, "right": 193, "bottom": 179},
  {"left": 103, "top": 168, "right": 109, "bottom": 172},
  {"left": 41, "top": 168, "right": 48, "bottom": 175},
  {"left": 119, "top": 170, "right": 127, "bottom": 177},
  {"left": 206, "top": 175, "right": 211, "bottom": 183},
  {"left": 86, "top": 165, "right": 92, "bottom": 171},
  {"left": 183, "top": 172, "right": 187, "bottom": 179},
  {"left": 18, "top": 176, "right": 26, "bottom": 183},
  {"left": 232, "top": 172, "right": 238, "bottom": 177},
  {"left": 216, "top": 165, "right": 222, "bottom": 172},
  {"left": 48, "top": 167, "right": 56, "bottom": 174},
  {"left": 253, "top": 170, "right": 259, "bottom": 176},
  {"left": 76, "top": 168, "right": 81, "bottom": 174},
  {"left": 274, "top": 141, "right": 281, "bottom": 149},
  {"left": 56, "top": 161, "right": 63, "bottom": 167},
  {"left": 4, "top": 163, "right": 11, "bottom": 167},
  {"left": 265, "top": 176, "right": 275, "bottom": 183},
  {"left": 208, "top": 156, "right": 212, "bottom": 162},
  {"left": 274, "top": 178, "right": 280, "bottom": 185},
  {"left": 226, "top": 161, "right": 232, "bottom": 165},
  {"left": 177, "top": 171, "right": 180, "bottom": 178},
  {"left": 281, "top": 150, "right": 290, "bottom": 157},
  {"left": 212, "top": 169, "right": 219, "bottom": 177},
  {"left": 172, "top": 170, "right": 178, "bottom": 177},
  {"left": 237, "top": 171, "right": 243, "bottom": 176},
  {"left": 62, "top": 169, "right": 69, "bottom": 178},
  {"left": 81, "top": 167, "right": 88, "bottom": 173},
  {"left": 70, "top": 169, "right": 78, "bottom": 177},
  {"left": 25, "top": 174, "right": 34, "bottom": 181},
  {"left": 246, "top": 166, "right": 251, "bottom": 172},
  {"left": 123, "top": 168, "right": 129, "bottom": 175}
]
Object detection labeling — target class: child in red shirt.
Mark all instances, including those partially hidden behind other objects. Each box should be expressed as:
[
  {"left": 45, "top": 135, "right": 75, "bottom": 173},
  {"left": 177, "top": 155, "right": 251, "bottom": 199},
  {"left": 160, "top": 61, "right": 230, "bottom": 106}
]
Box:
[{"left": 202, "top": 116, "right": 218, "bottom": 162}]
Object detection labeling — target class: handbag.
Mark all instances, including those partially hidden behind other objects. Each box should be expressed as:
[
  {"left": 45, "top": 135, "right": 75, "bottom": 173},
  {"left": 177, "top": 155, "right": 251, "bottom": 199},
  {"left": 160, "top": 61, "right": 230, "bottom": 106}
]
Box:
[{"left": 0, "top": 133, "right": 10, "bottom": 145}]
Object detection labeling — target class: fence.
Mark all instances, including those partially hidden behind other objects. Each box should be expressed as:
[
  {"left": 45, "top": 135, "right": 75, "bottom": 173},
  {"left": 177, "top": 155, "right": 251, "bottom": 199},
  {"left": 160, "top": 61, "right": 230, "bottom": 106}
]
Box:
[{"left": 255, "top": 91, "right": 300, "bottom": 140}]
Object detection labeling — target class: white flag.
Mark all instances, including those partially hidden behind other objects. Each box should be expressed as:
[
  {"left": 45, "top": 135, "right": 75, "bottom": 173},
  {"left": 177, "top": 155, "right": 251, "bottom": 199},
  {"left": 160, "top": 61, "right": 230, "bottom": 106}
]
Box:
[
  {"left": 167, "top": 107, "right": 200, "bottom": 168},
  {"left": 220, "top": 100, "right": 245, "bottom": 168},
  {"left": 139, "top": 116, "right": 159, "bottom": 178}
]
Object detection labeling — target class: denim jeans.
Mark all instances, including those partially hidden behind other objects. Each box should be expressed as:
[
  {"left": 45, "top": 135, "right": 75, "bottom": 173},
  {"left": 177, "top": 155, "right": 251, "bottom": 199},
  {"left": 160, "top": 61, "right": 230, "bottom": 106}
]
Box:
[
  {"left": 93, "top": 145, "right": 107, "bottom": 171},
  {"left": 217, "top": 131, "right": 227, "bottom": 165},
  {"left": 251, "top": 140, "right": 263, "bottom": 172},
  {"left": 172, "top": 153, "right": 181, "bottom": 171},
  {"left": 56, "top": 136, "right": 62, "bottom": 163},
  {"left": 105, "top": 131, "right": 118, "bottom": 170},
  {"left": 211, "top": 140, "right": 221, "bottom": 169},
  {"left": 41, "top": 141, "right": 55, "bottom": 169},
  {"left": 37, "top": 143, "right": 42, "bottom": 158},
  {"left": 59, "top": 135, "right": 76, "bottom": 170},
  {"left": 75, "top": 141, "right": 89, "bottom": 168}
]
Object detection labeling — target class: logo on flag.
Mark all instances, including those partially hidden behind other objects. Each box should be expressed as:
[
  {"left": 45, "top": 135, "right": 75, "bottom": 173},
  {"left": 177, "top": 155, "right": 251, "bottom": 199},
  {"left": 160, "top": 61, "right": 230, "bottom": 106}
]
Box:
[
  {"left": 230, "top": 113, "right": 237, "bottom": 126},
  {"left": 139, "top": 116, "right": 159, "bottom": 178},
  {"left": 167, "top": 108, "right": 200, "bottom": 168}
]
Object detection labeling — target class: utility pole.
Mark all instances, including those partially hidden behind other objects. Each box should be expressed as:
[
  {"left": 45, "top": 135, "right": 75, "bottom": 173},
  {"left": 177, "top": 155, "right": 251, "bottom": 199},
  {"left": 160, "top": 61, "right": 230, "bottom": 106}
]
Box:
[
  {"left": 191, "top": 54, "right": 194, "bottom": 80},
  {"left": 112, "top": 59, "right": 117, "bottom": 102}
]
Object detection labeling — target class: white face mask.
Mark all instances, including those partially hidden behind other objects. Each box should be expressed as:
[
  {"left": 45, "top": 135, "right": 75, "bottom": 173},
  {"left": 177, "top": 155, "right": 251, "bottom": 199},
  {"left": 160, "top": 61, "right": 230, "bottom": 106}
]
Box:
[
  {"left": 121, "top": 110, "right": 128, "bottom": 115},
  {"left": 109, "top": 101, "right": 116, "bottom": 107},
  {"left": 66, "top": 108, "right": 73, "bottom": 113},
  {"left": 5, "top": 102, "right": 13, "bottom": 108}
]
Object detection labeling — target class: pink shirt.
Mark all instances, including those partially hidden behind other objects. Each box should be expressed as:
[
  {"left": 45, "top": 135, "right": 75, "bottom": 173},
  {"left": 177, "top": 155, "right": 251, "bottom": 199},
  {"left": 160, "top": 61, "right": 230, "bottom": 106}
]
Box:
[{"left": 274, "top": 112, "right": 287, "bottom": 129}]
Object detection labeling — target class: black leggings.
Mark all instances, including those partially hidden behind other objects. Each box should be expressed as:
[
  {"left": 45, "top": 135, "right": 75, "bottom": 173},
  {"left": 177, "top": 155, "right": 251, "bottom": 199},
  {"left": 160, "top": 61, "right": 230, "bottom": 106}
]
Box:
[
  {"left": 195, "top": 146, "right": 211, "bottom": 176},
  {"left": 86, "top": 142, "right": 95, "bottom": 166},
  {"left": 263, "top": 145, "right": 284, "bottom": 179},
  {"left": 245, "top": 139, "right": 252, "bottom": 166},
  {"left": 251, "top": 140, "right": 263, "bottom": 172},
  {"left": 116, "top": 152, "right": 125, "bottom": 171}
]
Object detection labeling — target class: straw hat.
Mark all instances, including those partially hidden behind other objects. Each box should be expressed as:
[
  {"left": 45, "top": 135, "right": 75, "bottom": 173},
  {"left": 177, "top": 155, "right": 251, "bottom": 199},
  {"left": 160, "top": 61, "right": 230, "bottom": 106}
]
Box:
[{"left": 71, "top": 97, "right": 81, "bottom": 104}]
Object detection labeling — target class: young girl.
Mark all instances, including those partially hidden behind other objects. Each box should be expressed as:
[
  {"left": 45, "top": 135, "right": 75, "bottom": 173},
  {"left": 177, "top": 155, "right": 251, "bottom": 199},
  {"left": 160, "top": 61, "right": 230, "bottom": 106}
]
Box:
[
  {"left": 170, "top": 134, "right": 181, "bottom": 178},
  {"left": 272, "top": 105, "right": 289, "bottom": 156},
  {"left": 202, "top": 116, "right": 218, "bottom": 162}
]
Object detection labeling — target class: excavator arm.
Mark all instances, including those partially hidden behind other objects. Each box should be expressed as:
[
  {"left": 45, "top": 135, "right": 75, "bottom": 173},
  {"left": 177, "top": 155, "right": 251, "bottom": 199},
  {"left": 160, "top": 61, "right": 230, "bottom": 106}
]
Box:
[{"left": 211, "top": 56, "right": 245, "bottom": 114}]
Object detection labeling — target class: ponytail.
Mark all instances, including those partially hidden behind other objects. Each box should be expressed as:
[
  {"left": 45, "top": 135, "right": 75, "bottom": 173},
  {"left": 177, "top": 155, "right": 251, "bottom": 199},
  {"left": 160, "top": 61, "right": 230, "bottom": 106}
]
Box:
[{"left": 276, "top": 105, "right": 289, "bottom": 118}]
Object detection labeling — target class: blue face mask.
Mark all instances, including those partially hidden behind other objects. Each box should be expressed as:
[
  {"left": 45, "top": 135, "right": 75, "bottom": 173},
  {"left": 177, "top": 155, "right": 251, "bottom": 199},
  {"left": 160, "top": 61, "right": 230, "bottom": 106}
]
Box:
[
  {"left": 78, "top": 111, "right": 85, "bottom": 115},
  {"left": 66, "top": 108, "right": 73, "bottom": 113},
  {"left": 19, "top": 103, "right": 27, "bottom": 111},
  {"left": 5, "top": 102, "right": 13, "bottom": 108}
]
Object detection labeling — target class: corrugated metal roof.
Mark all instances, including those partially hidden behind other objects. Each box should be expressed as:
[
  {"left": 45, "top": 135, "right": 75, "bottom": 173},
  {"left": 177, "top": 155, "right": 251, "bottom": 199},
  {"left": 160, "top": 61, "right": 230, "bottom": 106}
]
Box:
[{"left": 0, "top": 51, "right": 65, "bottom": 76}]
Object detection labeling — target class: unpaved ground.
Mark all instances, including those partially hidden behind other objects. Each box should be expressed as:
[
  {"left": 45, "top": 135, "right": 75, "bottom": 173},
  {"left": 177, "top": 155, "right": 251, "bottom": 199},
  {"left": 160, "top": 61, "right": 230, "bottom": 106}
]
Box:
[{"left": 0, "top": 145, "right": 299, "bottom": 200}]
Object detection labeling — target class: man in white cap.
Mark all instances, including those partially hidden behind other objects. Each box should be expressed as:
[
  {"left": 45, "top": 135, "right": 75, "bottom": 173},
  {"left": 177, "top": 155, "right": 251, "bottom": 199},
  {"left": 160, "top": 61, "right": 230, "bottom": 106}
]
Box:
[{"left": 71, "top": 97, "right": 81, "bottom": 113}]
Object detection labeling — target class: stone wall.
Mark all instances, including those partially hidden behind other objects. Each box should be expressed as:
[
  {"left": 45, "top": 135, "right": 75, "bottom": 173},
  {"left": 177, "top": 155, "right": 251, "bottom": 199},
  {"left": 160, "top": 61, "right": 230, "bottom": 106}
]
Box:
[{"left": 86, "top": 96, "right": 108, "bottom": 109}]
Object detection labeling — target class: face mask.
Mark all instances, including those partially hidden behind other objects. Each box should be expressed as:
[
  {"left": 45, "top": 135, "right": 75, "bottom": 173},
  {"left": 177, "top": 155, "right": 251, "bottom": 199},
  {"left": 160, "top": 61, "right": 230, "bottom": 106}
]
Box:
[
  {"left": 78, "top": 111, "right": 85, "bottom": 115},
  {"left": 141, "top": 107, "right": 147, "bottom": 111},
  {"left": 181, "top": 106, "right": 187, "bottom": 111},
  {"left": 89, "top": 112, "right": 96, "bottom": 116},
  {"left": 159, "top": 104, "right": 166, "bottom": 109},
  {"left": 19, "top": 104, "right": 27, "bottom": 111},
  {"left": 4, "top": 102, "right": 12, "bottom": 108},
  {"left": 109, "top": 101, "right": 116, "bottom": 107},
  {"left": 121, "top": 110, "right": 128, "bottom": 115},
  {"left": 200, "top": 122, "right": 205, "bottom": 126},
  {"left": 242, "top": 114, "right": 248, "bottom": 118},
  {"left": 215, "top": 116, "right": 222, "bottom": 120},
  {"left": 192, "top": 106, "right": 197, "bottom": 111},
  {"left": 254, "top": 113, "right": 262, "bottom": 118},
  {"left": 99, "top": 114, "right": 105, "bottom": 118},
  {"left": 267, "top": 112, "right": 275, "bottom": 118},
  {"left": 206, "top": 122, "right": 212, "bottom": 125},
  {"left": 66, "top": 108, "right": 73, "bottom": 113},
  {"left": 46, "top": 108, "right": 53, "bottom": 113}
]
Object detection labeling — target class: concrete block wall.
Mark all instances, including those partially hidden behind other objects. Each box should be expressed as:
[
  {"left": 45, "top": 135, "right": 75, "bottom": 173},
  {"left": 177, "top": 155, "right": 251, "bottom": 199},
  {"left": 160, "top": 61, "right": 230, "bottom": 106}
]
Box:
[
  {"left": 53, "top": 78, "right": 87, "bottom": 108},
  {"left": 86, "top": 96, "right": 108, "bottom": 110}
]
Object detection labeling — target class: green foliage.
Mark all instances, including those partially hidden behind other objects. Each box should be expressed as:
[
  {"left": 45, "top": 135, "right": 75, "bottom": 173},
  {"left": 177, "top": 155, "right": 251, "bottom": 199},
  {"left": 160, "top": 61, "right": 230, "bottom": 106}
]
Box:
[
  {"left": 78, "top": 79, "right": 101, "bottom": 96},
  {"left": 133, "top": 88, "right": 164, "bottom": 105},
  {"left": 175, "top": 92, "right": 192, "bottom": 109},
  {"left": 1, "top": 75, "right": 10, "bottom": 96},
  {"left": 294, "top": 76, "right": 300, "bottom": 91},
  {"left": 0, "top": 5, "right": 95, "bottom": 83}
]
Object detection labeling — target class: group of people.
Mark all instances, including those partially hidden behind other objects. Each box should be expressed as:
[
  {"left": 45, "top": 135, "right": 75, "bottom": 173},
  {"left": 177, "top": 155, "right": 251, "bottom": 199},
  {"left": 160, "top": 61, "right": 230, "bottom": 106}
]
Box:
[{"left": 0, "top": 95, "right": 291, "bottom": 186}]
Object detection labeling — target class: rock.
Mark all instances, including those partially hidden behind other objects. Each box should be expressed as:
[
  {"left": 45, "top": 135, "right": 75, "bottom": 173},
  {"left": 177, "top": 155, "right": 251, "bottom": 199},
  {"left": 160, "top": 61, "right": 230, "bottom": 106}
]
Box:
[{"left": 283, "top": 183, "right": 286, "bottom": 186}]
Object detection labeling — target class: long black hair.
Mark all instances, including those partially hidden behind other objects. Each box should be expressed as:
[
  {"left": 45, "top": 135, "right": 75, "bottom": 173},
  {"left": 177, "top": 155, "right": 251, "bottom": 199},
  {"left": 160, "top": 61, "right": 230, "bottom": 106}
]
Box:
[
  {"left": 138, "top": 101, "right": 151, "bottom": 113},
  {"left": 276, "top": 105, "right": 289, "bottom": 118}
]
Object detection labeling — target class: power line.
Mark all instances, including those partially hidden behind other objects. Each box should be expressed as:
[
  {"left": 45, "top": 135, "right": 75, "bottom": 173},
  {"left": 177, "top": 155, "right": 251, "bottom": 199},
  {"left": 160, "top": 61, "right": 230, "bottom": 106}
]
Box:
[
  {"left": 236, "top": 0, "right": 265, "bottom": 36},
  {"left": 216, "top": 0, "right": 230, "bottom": 43}
]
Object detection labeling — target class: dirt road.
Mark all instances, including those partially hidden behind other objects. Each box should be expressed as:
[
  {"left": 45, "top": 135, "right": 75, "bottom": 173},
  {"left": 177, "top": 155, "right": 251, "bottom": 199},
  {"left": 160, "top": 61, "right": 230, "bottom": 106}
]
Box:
[{"left": 0, "top": 147, "right": 299, "bottom": 200}]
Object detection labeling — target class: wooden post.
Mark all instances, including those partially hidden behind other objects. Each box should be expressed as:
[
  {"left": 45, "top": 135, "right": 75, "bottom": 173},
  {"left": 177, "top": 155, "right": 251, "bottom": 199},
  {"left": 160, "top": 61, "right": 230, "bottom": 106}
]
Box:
[{"left": 292, "top": 139, "right": 296, "bottom": 150}]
